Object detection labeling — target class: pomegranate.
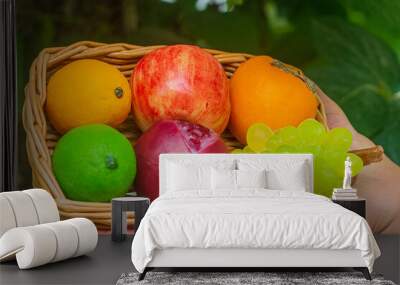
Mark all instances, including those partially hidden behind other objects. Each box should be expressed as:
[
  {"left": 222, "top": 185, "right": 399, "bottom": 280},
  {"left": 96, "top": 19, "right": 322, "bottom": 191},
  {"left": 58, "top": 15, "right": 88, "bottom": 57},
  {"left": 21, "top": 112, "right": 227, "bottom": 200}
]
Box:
[{"left": 134, "top": 120, "right": 228, "bottom": 200}]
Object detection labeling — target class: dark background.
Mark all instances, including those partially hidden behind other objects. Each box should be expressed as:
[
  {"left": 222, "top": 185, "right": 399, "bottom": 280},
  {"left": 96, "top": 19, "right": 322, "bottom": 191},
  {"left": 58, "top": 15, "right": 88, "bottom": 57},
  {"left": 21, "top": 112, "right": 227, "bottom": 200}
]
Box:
[
  {"left": 1, "top": 0, "right": 17, "bottom": 192},
  {"left": 15, "top": 0, "right": 400, "bottom": 188}
]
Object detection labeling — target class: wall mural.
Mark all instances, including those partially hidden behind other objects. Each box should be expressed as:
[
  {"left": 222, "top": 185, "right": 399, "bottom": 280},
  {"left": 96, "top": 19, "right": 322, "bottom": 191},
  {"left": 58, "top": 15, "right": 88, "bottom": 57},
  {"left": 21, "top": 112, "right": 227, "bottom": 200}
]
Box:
[{"left": 14, "top": 0, "right": 400, "bottom": 236}]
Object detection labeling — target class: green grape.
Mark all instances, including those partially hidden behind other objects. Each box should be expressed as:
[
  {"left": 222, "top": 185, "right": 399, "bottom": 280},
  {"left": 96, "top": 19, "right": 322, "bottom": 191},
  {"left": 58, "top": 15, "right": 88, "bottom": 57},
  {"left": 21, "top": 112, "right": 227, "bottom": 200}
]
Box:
[
  {"left": 323, "top": 128, "right": 352, "bottom": 152},
  {"left": 319, "top": 150, "right": 347, "bottom": 176},
  {"left": 296, "top": 144, "right": 321, "bottom": 157},
  {"left": 347, "top": 153, "right": 364, "bottom": 176},
  {"left": 242, "top": 145, "right": 255, "bottom": 153},
  {"left": 246, "top": 123, "right": 273, "bottom": 152},
  {"left": 314, "top": 162, "right": 342, "bottom": 197},
  {"left": 298, "top": 119, "right": 326, "bottom": 146},
  {"left": 240, "top": 121, "right": 358, "bottom": 199},
  {"left": 274, "top": 126, "right": 298, "bottom": 146},
  {"left": 264, "top": 133, "right": 282, "bottom": 152},
  {"left": 231, "top": 148, "right": 244, "bottom": 154},
  {"left": 275, "top": 145, "right": 298, "bottom": 153}
]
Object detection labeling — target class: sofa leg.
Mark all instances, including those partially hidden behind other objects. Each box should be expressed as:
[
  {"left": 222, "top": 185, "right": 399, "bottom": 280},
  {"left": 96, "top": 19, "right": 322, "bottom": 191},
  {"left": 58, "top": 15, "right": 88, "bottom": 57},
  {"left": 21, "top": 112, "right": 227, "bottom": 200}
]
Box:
[
  {"left": 354, "top": 267, "right": 371, "bottom": 280},
  {"left": 138, "top": 268, "right": 148, "bottom": 281}
]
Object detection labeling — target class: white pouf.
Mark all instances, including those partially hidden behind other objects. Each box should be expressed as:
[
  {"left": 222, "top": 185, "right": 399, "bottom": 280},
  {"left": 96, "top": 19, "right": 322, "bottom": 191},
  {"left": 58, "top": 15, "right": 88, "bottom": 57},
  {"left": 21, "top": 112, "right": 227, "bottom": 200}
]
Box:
[
  {"left": 0, "top": 225, "right": 57, "bottom": 268},
  {"left": 0, "top": 189, "right": 98, "bottom": 269},
  {"left": 23, "top": 189, "right": 60, "bottom": 224},
  {"left": 66, "top": 218, "right": 98, "bottom": 257},
  {"left": 0, "top": 196, "right": 17, "bottom": 237},
  {"left": 0, "top": 191, "right": 39, "bottom": 227},
  {"left": 0, "top": 218, "right": 98, "bottom": 269},
  {"left": 42, "top": 221, "right": 79, "bottom": 262}
]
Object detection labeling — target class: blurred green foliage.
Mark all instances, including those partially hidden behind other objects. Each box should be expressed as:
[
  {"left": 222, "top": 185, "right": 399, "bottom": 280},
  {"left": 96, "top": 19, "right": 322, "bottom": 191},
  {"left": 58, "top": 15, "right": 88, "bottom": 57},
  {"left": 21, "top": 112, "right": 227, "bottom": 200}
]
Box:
[{"left": 16, "top": 0, "right": 400, "bottom": 187}]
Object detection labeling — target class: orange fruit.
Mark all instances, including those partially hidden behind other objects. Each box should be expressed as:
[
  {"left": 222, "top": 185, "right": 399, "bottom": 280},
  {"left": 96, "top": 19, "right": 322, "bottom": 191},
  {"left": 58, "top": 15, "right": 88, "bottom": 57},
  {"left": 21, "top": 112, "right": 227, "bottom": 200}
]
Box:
[
  {"left": 46, "top": 59, "right": 131, "bottom": 134},
  {"left": 229, "top": 56, "right": 318, "bottom": 144}
]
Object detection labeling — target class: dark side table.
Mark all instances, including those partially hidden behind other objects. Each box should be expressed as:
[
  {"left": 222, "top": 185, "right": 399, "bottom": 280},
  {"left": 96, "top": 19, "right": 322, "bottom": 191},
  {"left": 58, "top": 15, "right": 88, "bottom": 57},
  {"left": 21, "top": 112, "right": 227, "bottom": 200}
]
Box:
[
  {"left": 112, "top": 197, "right": 150, "bottom": 242},
  {"left": 332, "top": 198, "right": 366, "bottom": 218}
]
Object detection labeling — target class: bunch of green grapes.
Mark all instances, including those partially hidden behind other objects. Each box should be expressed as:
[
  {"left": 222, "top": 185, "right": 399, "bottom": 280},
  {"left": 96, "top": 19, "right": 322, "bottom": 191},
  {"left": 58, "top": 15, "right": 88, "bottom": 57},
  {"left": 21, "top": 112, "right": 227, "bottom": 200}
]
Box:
[{"left": 232, "top": 119, "right": 364, "bottom": 197}]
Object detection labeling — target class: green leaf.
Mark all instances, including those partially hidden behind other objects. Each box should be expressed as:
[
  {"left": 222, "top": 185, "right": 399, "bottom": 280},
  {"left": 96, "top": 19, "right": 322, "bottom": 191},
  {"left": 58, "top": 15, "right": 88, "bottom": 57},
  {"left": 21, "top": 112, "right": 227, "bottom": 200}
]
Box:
[
  {"left": 273, "top": 0, "right": 346, "bottom": 23},
  {"left": 265, "top": 0, "right": 346, "bottom": 66},
  {"left": 309, "top": 18, "right": 400, "bottom": 94},
  {"left": 180, "top": 1, "right": 265, "bottom": 53},
  {"left": 306, "top": 18, "right": 400, "bottom": 138},
  {"left": 339, "top": 87, "right": 389, "bottom": 137},
  {"left": 342, "top": 0, "right": 400, "bottom": 60},
  {"left": 227, "top": 0, "right": 244, "bottom": 11},
  {"left": 374, "top": 97, "right": 400, "bottom": 164}
]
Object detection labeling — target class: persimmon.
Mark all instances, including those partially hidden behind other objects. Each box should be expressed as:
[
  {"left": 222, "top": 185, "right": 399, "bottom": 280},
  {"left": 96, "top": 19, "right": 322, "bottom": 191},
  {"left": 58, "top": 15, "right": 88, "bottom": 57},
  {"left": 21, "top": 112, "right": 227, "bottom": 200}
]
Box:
[{"left": 229, "top": 56, "right": 318, "bottom": 144}]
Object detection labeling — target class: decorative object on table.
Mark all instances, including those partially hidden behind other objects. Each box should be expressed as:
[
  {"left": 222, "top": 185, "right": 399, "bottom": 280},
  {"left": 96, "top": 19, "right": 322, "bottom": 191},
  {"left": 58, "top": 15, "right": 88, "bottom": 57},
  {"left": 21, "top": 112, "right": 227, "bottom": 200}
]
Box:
[
  {"left": 332, "top": 156, "right": 359, "bottom": 200},
  {"left": 23, "top": 41, "right": 384, "bottom": 229},
  {"left": 117, "top": 271, "right": 394, "bottom": 285},
  {"left": 343, "top": 156, "right": 353, "bottom": 190},
  {"left": 112, "top": 197, "right": 150, "bottom": 242},
  {"left": 0, "top": 189, "right": 98, "bottom": 269},
  {"left": 332, "top": 188, "right": 359, "bottom": 200},
  {"left": 332, "top": 199, "right": 366, "bottom": 218}
]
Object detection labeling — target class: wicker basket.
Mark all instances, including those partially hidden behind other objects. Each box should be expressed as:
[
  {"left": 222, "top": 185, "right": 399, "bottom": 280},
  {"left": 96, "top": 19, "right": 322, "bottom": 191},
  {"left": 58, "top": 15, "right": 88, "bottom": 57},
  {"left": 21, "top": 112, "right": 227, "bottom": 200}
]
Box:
[{"left": 23, "top": 41, "right": 384, "bottom": 230}]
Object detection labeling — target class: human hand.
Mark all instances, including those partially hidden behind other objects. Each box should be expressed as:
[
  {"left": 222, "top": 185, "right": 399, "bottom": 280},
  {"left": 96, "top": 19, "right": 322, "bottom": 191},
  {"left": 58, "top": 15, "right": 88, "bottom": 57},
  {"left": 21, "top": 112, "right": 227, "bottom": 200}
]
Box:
[
  {"left": 317, "top": 88, "right": 375, "bottom": 150},
  {"left": 318, "top": 88, "right": 400, "bottom": 234}
]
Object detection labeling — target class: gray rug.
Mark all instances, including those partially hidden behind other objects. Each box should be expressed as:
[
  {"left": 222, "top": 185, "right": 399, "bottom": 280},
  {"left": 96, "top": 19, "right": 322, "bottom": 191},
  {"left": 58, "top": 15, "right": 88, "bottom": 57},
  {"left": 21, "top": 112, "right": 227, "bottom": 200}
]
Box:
[{"left": 117, "top": 272, "right": 395, "bottom": 285}]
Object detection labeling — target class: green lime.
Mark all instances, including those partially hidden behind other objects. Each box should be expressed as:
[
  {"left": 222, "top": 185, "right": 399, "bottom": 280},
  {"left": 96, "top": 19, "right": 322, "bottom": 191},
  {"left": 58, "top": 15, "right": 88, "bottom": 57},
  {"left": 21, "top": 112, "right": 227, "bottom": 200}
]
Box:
[{"left": 52, "top": 124, "right": 136, "bottom": 202}]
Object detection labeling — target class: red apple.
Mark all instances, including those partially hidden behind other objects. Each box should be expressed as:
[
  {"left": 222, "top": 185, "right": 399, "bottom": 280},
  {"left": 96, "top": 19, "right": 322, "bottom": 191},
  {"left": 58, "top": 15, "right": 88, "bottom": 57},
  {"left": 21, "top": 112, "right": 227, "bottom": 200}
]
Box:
[
  {"left": 131, "top": 45, "right": 230, "bottom": 134},
  {"left": 134, "top": 120, "right": 228, "bottom": 201}
]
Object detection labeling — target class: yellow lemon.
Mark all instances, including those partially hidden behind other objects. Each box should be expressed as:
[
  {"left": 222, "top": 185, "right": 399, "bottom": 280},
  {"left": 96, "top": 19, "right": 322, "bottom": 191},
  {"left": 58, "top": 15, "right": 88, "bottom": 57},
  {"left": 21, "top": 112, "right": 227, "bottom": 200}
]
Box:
[{"left": 46, "top": 59, "right": 131, "bottom": 134}]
